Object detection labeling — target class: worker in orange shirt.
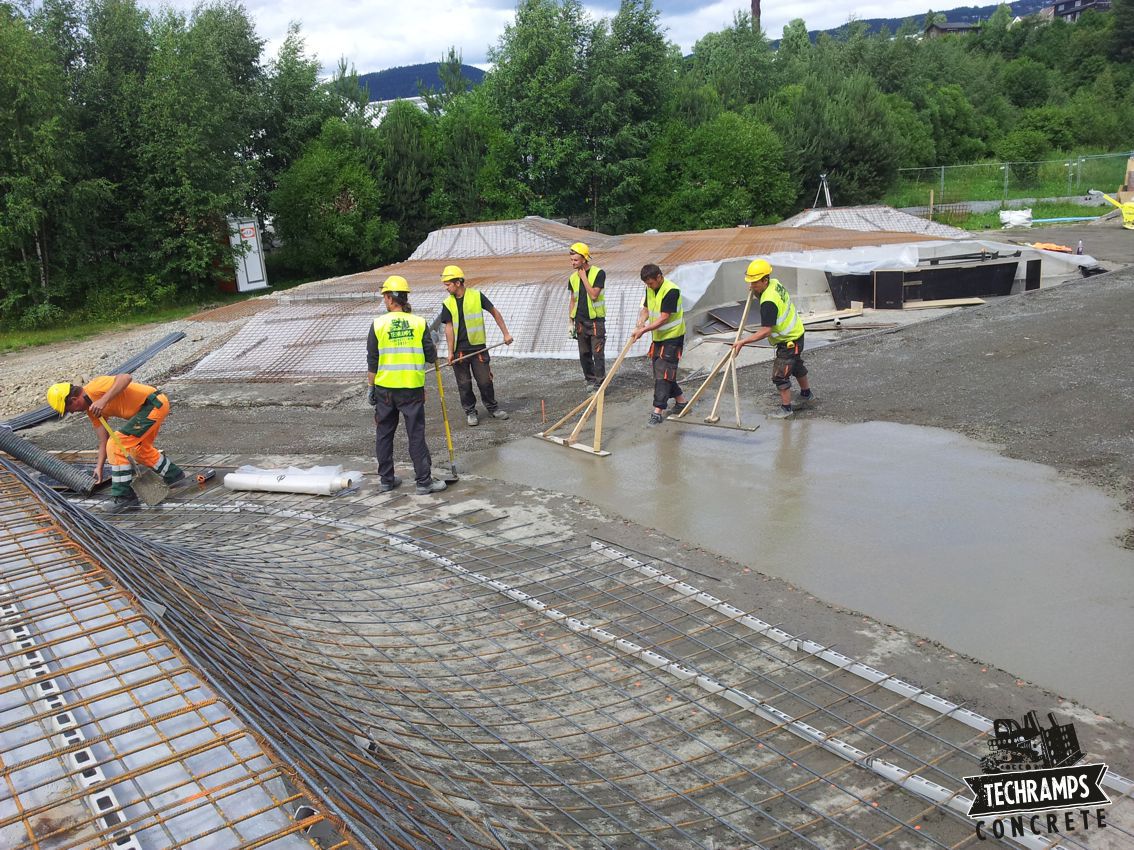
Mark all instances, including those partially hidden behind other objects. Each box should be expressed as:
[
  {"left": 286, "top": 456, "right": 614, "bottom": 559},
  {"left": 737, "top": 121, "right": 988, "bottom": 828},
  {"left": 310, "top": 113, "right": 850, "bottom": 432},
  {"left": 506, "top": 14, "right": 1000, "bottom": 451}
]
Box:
[{"left": 46, "top": 374, "right": 184, "bottom": 512}]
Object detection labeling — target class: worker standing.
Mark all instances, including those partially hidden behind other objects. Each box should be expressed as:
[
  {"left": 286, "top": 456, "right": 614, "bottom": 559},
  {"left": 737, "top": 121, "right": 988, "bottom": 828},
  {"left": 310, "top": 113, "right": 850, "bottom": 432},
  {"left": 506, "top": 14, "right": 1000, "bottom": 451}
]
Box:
[
  {"left": 45, "top": 374, "right": 185, "bottom": 512},
  {"left": 437, "top": 265, "right": 514, "bottom": 426},
  {"left": 630, "top": 264, "right": 689, "bottom": 425},
  {"left": 567, "top": 241, "right": 606, "bottom": 391},
  {"left": 732, "top": 259, "right": 815, "bottom": 419},
  {"left": 367, "top": 275, "right": 446, "bottom": 495}
]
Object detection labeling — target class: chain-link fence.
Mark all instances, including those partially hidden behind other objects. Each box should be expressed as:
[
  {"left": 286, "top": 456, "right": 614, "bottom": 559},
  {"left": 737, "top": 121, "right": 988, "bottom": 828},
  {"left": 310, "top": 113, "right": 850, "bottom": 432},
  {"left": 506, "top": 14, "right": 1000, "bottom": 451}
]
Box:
[{"left": 891, "top": 152, "right": 1132, "bottom": 208}]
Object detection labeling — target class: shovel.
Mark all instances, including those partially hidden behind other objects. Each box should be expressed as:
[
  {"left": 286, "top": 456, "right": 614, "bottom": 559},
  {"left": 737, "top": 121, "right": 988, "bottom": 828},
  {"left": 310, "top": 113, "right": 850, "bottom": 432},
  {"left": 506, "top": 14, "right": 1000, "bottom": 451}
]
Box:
[
  {"left": 432, "top": 368, "right": 460, "bottom": 484},
  {"left": 98, "top": 416, "right": 170, "bottom": 506}
]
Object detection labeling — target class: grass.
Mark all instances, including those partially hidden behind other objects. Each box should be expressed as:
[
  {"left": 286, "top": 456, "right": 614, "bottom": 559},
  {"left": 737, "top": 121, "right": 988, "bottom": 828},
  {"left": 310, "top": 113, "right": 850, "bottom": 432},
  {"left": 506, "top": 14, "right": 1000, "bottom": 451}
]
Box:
[{"left": 934, "top": 201, "right": 1105, "bottom": 230}]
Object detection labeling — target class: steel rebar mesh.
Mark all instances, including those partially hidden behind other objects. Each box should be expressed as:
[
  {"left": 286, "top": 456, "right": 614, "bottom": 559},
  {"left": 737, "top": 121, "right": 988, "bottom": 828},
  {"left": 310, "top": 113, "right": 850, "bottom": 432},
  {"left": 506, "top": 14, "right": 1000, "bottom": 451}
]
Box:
[{"left": 5, "top": 456, "right": 1130, "bottom": 849}]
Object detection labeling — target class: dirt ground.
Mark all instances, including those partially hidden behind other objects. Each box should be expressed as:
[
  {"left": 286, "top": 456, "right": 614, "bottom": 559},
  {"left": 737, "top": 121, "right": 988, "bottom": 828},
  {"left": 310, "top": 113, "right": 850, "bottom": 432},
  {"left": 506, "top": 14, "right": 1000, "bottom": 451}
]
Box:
[{"left": 6, "top": 223, "right": 1134, "bottom": 771}]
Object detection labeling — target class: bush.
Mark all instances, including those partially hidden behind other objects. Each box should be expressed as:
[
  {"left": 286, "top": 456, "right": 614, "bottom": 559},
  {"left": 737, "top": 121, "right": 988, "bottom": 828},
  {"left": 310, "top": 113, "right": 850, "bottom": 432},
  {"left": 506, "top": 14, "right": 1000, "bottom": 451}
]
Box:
[
  {"left": 19, "top": 302, "right": 65, "bottom": 330},
  {"left": 995, "top": 129, "right": 1049, "bottom": 183}
]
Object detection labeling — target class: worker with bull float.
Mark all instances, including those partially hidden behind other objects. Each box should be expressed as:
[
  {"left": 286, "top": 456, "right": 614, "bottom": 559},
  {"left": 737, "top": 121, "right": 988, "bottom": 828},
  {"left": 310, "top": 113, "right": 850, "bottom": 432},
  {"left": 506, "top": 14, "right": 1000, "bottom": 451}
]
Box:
[
  {"left": 567, "top": 241, "right": 607, "bottom": 392},
  {"left": 732, "top": 259, "right": 815, "bottom": 419},
  {"left": 437, "top": 265, "right": 513, "bottom": 426},
  {"left": 630, "top": 264, "right": 689, "bottom": 425},
  {"left": 45, "top": 374, "right": 185, "bottom": 512},
  {"left": 367, "top": 275, "right": 447, "bottom": 495}
]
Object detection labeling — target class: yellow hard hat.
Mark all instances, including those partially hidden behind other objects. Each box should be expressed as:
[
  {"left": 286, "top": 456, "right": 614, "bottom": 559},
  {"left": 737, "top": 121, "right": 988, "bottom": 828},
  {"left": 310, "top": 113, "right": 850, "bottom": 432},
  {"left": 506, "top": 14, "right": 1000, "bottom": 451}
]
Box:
[
  {"left": 46, "top": 382, "right": 72, "bottom": 415},
  {"left": 569, "top": 242, "right": 590, "bottom": 260},
  {"left": 381, "top": 275, "right": 410, "bottom": 293},
  {"left": 744, "top": 259, "right": 773, "bottom": 282},
  {"left": 440, "top": 265, "right": 465, "bottom": 282}
]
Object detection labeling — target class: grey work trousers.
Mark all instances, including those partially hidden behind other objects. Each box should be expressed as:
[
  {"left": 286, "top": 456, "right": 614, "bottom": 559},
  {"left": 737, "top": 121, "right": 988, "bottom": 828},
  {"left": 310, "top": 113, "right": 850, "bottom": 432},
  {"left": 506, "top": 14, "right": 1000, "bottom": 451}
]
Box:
[
  {"left": 575, "top": 317, "right": 606, "bottom": 384},
  {"left": 374, "top": 386, "right": 432, "bottom": 487},
  {"left": 453, "top": 348, "right": 498, "bottom": 413}
]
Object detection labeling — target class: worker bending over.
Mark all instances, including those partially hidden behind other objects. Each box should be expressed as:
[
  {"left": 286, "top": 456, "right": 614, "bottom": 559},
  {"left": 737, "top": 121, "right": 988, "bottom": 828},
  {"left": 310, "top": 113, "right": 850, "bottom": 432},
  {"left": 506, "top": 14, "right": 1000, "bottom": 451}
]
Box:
[
  {"left": 437, "top": 265, "right": 513, "bottom": 426},
  {"left": 732, "top": 259, "right": 815, "bottom": 419},
  {"left": 630, "top": 264, "right": 688, "bottom": 425},
  {"left": 46, "top": 374, "right": 184, "bottom": 512},
  {"left": 367, "top": 275, "right": 447, "bottom": 495},
  {"left": 567, "top": 242, "right": 607, "bottom": 391}
]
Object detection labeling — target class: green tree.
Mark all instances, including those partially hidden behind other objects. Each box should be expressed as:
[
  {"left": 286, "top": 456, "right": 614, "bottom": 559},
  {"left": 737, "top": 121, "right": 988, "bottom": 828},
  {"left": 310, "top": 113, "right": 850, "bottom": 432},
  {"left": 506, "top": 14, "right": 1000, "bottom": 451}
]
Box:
[
  {"left": 376, "top": 100, "right": 435, "bottom": 257},
  {"left": 1001, "top": 57, "right": 1050, "bottom": 108},
  {"left": 689, "top": 12, "right": 774, "bottom": 110},
  {"left": 420, "top": 46, "right": 471, "bottom": 115},
  {"left": 776, "top": 18, "right": 812, "bottom": 75},
  {"left": 996, "top": 129, "right": 1048, "bottom": 184},
  {"left": 1110, "top": 0, "right": 1134, "bottom": 62},
  {"left": 271, "top": 118, "right": 397, "bottom": 275}
]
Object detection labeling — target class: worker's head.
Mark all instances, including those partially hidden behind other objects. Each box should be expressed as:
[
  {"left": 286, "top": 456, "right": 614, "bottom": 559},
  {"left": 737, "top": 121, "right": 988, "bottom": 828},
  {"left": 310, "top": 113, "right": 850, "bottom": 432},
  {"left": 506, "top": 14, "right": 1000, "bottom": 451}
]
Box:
[
  {"left": 569, "top": 242, "right": 590, "bottom": 269},
  {"left": 640, "top": 263, "right": 664, "bottom": 291},
  {"left": 440, "top": 264, "right": 466, "bottom": 294},
  {"left": 46, "top": 382, "right": 86, "bottom": 415},
  {"left": 381, "top": 275, "right": 411, "bottom": 312},
  {"left": 744, "top": 259, "right": 773, "bottom": 292}
]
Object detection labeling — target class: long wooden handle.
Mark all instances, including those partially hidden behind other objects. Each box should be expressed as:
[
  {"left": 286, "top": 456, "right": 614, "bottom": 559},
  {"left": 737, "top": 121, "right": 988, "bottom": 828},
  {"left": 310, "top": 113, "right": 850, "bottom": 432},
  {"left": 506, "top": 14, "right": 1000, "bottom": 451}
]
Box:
[
  {"left": 427, "top": 340, "right": 508, "bottom": 374},
  {"left": 98, "top": 416, "right": 134, "bottom": 461},
  {"left": 567, "top": 333, "right": 637, "bottom": 444}
]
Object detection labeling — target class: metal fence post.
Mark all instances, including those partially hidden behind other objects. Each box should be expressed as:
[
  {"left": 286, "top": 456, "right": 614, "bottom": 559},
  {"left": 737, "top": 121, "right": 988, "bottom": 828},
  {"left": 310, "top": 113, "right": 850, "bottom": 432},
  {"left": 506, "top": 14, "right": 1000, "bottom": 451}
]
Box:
[
  {"left": 940, "top": 166, "right": 945, "bottom": 201},
  {"left": 1002, "top": 163, "right": 1009, "bottom": 201}
]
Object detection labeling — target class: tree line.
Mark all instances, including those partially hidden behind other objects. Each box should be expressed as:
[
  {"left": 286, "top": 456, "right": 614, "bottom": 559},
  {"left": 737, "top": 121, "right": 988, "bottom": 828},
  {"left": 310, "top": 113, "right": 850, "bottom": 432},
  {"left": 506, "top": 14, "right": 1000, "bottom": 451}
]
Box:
[{"left": 2, "top": 0, "right": 1132, "bottom": 329}]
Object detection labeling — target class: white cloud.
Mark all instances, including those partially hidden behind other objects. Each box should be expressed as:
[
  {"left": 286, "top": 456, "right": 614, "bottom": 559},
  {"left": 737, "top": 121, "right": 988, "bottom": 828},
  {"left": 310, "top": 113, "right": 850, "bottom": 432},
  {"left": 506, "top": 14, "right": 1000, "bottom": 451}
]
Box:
[{"left": 140, "top": 1, "right": 948, "bottom": 75}]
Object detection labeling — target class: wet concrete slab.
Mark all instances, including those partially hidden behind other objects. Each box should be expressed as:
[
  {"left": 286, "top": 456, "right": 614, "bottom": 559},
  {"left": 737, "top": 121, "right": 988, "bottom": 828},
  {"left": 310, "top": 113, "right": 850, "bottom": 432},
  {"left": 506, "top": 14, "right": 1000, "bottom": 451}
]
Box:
[{"left": 468, "top": 404, "right": 1134, "bottom": 724}]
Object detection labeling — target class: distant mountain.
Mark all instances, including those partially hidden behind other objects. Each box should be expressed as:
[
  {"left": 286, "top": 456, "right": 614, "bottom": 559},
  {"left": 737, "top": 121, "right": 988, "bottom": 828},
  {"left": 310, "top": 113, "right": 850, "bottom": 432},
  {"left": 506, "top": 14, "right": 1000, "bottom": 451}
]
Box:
[
  {"left": 357, "top": 63, "right": 486, "bottom": 102},
  {"left": 778, "top": 0, "right": 1052, "bottom": 43}
]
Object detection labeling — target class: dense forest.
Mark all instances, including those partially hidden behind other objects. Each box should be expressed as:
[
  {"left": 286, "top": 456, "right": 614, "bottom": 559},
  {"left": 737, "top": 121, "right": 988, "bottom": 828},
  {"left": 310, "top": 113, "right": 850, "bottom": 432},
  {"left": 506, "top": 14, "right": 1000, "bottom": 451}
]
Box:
[
  {"left": 2, "top": 0, "right": 1133, "bottom": 329},
  {"left": 358, "top": 63, "right": 486, "bottom": 101}
]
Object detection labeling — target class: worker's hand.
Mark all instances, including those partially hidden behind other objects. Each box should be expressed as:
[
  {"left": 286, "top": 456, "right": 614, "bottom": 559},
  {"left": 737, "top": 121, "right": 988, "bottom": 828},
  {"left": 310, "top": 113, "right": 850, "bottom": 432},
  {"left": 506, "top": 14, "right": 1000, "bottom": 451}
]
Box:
[
  {"left": 731, "top": 341, "right": 746, "bottom": 356},
  {"left": 568, "top": 321, "right": 577, "bottom": 340},
  {"left": 367, "top": 386, "right": 378, "bottom": 406},
  {"left": 89, "top": 397, "right": 107, "bottom": 417},
  {"left": 93, "top": 461, "right": 105, "bottom": 483},
  {"left": 503, "top": 333, "right": 514, "bottom": 346},
  {"left": 630, "top": 327, "right": 645, "bottom": 342},
  {"left": 447, "top": 354, "right": 456, "bottom": 366}
]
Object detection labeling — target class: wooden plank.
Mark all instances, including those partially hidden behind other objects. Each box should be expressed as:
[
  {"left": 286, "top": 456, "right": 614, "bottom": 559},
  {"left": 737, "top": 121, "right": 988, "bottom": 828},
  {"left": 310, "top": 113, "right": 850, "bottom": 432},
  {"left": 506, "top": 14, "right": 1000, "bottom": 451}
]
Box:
[
  {"left": 902, "top": 297, "right": 985, "bottom": 310},
  {"left": 668, "top": 416, "right": 760, "bottom": 433},
  {"left": 801, "top": 301, "right": 864, "bottom": 325},
  {"left": 533, "top": 435, "right": 611, "bottom": 457}
]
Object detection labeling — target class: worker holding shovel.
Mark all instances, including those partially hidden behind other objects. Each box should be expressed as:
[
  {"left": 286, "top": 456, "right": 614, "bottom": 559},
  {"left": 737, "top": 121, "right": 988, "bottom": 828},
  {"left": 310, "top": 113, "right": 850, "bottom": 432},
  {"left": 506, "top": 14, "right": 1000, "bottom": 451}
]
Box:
[
  {"left": 46, "top": 374, "right": 185, "bottom": 512},
  {"left": 630, "top": 264, "right": 689, "bottom": 425}
]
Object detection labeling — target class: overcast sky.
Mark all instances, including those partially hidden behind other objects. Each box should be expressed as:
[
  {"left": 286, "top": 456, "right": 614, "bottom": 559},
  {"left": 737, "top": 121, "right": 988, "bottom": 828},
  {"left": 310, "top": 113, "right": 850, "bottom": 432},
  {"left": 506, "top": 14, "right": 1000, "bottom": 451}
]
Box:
[{"left": 144, "top": 0, "right": 941, "bottom": 75}]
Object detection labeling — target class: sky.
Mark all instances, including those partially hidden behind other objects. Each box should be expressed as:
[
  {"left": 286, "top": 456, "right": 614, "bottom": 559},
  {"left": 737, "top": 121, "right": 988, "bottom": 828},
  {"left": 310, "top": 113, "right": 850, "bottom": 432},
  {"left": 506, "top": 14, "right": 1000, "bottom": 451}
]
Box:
[{"left": 143, "top": 0, "right": 944, "bottom": 75}]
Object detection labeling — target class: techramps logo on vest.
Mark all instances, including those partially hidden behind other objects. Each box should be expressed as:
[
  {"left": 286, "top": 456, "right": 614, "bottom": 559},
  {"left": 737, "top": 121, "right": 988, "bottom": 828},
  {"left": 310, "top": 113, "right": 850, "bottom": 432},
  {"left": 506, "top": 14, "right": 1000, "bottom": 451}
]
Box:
[{"left": 964, "top": 710, "right": 1110, "bottom": 842}]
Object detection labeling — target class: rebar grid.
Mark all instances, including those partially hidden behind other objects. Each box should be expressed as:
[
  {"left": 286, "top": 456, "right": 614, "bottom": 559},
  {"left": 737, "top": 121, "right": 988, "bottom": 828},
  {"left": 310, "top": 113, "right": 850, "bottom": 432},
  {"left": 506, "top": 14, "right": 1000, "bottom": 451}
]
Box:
[
  {"left": 0, "top": 472, "right": 333, "bottom": 850},
  {"left": 7, "top": 459, "right": 1129, "bottom": 850}
]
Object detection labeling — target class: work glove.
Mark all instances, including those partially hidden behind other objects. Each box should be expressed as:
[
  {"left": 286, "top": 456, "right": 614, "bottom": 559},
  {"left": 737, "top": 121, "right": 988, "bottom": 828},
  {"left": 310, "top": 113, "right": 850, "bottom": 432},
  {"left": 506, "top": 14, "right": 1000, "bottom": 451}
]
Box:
[
  {"left": 568, "top": 320, "right": 577, "bottom": 340},
  {"left": 367, "top": 385, "right": 378, "bottom": 406}
]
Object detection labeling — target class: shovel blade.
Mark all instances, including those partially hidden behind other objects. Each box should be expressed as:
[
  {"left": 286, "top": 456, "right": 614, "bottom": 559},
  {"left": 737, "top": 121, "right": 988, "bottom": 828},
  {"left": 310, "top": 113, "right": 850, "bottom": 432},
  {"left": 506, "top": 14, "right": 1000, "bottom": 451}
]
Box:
[{"left": 130, "top": 465, "right": 170, "bottom": 506}]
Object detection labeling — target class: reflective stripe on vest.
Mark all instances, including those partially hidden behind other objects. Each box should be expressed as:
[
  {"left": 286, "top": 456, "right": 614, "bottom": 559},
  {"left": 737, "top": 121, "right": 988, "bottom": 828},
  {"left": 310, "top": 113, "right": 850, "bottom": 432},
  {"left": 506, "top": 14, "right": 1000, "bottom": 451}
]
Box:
[
  {"left": 645, "top": 279, "right": 685, "bottom": 342},
  {"left": 373, "top": 312, "right": 427, "bottom": 389},
  {"left": 569, "top": 266, "right": 606, "bottom": 319},
  {"left": 443, "top": 289, "right": 486, "bottom": 346},
  {"left": 760, "top": 279, "right": 804, "bottom": 345}
]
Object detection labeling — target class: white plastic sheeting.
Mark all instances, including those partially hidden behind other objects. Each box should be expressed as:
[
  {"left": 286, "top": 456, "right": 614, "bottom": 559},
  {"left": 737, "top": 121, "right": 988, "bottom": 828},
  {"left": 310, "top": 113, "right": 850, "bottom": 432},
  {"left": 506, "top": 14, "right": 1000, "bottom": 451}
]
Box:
[{"left": 223, "top": 465, "right": 362, "bottom": 496}]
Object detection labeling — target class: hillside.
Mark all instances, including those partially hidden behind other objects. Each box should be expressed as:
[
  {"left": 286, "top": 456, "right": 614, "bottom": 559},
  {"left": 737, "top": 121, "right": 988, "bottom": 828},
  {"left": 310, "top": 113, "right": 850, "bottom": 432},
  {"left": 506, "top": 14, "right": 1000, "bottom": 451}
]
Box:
[
  {"left": 358, "top": 63, "right": 486, "bottom": 102},
  {"left": 792, "top": 0, "right": 1052, "bottom": 41}
]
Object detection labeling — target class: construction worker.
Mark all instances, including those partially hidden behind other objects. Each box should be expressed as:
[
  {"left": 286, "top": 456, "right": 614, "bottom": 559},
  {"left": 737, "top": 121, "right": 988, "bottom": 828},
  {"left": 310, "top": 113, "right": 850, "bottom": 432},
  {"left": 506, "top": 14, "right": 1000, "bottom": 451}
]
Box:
[
  {"left": 630, "top": 264, "right": 688, "bottom": 425},
  {"left": 45, "top": 374, "right": 184, "bottom": 512},
  {"left": 367, "top": 275, "right": 446, "bottom": 495},
  {"left": 567, "top": 241, "right": 606, "bottom": 391},
  {"left": 437, "top": 265, "right": 514, "bottom": 426},
  {"left": 732, "top": 259, "right": 815, "bottom": 419}
]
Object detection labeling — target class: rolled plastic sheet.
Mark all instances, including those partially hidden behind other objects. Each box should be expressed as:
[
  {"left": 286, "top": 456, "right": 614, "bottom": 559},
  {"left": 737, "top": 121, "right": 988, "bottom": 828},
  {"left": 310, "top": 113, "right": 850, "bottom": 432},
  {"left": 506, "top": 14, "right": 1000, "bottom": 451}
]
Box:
[
  {"left": 0, "top": 426, "right": 97, "bottom": 494},
  {"left": 222, "top": 465, "right": 361, "bottom": 496}
]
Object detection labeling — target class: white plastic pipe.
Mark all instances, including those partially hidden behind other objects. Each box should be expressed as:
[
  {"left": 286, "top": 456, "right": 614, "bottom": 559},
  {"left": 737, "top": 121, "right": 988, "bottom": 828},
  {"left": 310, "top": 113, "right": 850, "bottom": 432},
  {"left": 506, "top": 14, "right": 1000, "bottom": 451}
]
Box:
[{"left": 223, "top": 471, "right": 355, "bottom": 495}]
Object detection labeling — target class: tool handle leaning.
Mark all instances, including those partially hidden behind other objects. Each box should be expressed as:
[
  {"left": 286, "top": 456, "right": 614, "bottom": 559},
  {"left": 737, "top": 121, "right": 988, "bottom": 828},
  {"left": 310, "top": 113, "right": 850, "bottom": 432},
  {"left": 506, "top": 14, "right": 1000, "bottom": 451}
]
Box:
[{"left": 427, "top": 340, "right": 508, "bottom": 374}]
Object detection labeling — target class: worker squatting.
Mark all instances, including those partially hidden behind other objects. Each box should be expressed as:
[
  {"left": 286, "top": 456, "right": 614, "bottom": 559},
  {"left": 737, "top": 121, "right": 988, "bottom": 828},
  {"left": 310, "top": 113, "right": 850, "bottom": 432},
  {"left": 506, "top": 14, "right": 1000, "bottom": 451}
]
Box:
[{"left": 976, "top": 808, "right": 1107, "bottom": 840}]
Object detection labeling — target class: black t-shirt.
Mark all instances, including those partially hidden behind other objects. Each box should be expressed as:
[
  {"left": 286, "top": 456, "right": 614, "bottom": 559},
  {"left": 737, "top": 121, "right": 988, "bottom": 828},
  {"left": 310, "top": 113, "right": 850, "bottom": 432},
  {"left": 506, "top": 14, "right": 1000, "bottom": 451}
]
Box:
[
  {"left": 760, "top": 300, "right": 779, "bottom": 327},
  {"left": 659, "top": 289, "right": 680, "bottom": 314},
  {"left": 436, "top": 293, "right": 495, "bottom": 352}
]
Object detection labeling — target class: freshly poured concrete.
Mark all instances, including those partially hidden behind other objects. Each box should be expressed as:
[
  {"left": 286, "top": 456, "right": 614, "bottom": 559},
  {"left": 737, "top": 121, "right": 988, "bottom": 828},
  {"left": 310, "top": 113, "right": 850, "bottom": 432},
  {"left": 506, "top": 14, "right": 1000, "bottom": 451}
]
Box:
[{"left": 469, "top": 403, "right": 1134, "bottom": 723}]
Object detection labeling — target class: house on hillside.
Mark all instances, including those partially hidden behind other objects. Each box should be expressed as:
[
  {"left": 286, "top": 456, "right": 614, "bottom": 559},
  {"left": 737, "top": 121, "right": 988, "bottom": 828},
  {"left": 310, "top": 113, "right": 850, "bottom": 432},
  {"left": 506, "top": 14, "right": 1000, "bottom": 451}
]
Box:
[
  {"left": 1040, "top": 0, "right": 1111, "bottom": 21},
  {"left": 924, "top": 21, "right": 981, "bottom": 37}
]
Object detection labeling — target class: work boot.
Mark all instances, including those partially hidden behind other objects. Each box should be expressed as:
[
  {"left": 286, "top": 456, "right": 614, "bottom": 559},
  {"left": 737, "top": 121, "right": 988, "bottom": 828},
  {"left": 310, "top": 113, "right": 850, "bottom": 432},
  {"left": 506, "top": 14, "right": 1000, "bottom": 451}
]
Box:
[
  {"left": 648, "top": 412, "right": 665, "bottom": 425},
  {"left": 416, "top": 479, "right": 447, "bottom": 495},
  {"left": 466, "top": 411, "right": 480, "bottom": 426},
  {"left": 379, "top": 475, "right": 402, "bottom": 493},
  {"left": 797, "top": 389, "right": 816, "bottom": 407},
  {"left": 768, "top": 405, "right": 794, "bottom": 419},
  {"left": 490, "top": 409, "right": 509, "bottom": 420},
  {"left": 671, "top": 401, "right": 688, "bottom": 416},
  {"left": 164, "top": 469, "right": 189, "bottom": 488},
  {"left": 102, "top": 493, "right": 140, "bottom": 514},
  {"left": 585, "top": 381, "right": 597, "bottom": 393}
]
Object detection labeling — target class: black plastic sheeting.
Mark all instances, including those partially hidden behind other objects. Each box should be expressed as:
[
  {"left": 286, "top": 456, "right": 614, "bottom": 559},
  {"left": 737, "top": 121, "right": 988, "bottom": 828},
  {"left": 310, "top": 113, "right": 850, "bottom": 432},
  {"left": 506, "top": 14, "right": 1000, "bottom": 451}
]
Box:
[{"left": 0, "top": 331, "right": 186, "bottom": 432}]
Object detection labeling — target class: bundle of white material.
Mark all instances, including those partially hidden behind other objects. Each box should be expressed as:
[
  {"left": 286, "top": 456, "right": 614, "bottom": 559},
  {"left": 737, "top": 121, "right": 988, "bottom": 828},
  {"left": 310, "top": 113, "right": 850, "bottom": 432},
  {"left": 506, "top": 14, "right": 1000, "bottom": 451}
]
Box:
[
  {"left": 223, "top": 465, "right": 362, "bottom": 496},
  {"left": 998, "top": 209, "right": 1032, "bottom": 228}
]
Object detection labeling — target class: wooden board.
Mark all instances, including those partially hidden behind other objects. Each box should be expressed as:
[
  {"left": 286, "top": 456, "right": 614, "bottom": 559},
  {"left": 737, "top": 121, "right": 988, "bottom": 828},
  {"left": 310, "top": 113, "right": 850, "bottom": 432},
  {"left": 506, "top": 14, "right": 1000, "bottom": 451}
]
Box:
[
  {"left": 667, "top": 416, "right": 760, "bottom": 433},
  {"left": 533, "top": 434, "right": 611, "bottom": 457},
  {"left": 902, "top": 297, "right": 985, "bottom": 310}
]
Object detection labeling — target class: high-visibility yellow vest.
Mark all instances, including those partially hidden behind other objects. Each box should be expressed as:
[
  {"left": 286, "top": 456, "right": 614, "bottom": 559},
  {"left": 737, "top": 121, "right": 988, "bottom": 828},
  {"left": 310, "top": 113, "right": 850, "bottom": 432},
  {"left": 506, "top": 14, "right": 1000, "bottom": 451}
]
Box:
[
  {"left": 373, "top": 312, "right": 427, "bottom": 389},
  {"left": 569, "top": 266, "right": 606, "bottom": 319},
  {"left": 443, "top": 289, "right": 486, "bottom": 347},
  {"left": 759, "top": 278, "right": 804, "bottom": 345},
  {"left": 645, "top": 278, "right": 685, "bottom": 342}
]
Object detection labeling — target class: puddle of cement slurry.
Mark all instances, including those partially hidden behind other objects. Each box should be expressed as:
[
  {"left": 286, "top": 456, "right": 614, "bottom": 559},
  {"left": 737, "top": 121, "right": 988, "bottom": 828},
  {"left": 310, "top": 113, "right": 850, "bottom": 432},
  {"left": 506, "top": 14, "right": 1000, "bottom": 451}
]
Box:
[{"left": 469, "top": 407, "right": 1134, "bottom": 724}]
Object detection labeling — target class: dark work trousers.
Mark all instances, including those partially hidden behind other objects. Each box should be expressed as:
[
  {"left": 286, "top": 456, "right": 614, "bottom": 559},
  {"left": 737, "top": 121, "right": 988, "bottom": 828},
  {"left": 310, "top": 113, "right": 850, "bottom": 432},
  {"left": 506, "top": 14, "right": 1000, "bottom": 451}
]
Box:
[
  {"left": 452, "top": 348, "right": 498, "bottom": 413},
  {"left": 374, "top": 386, "right": 432, "bottom": 487},
  {"left": 650, "top": 339, "right": 684, "bottom": 409},
  {"left": 576, "top": 317, "right": 606, "bottom": 384}
]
